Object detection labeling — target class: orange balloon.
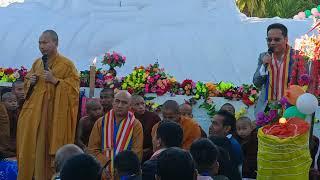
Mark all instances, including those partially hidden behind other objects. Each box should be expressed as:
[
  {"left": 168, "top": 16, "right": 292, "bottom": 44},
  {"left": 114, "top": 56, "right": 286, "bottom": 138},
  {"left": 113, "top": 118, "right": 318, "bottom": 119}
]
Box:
[{"left": 284, "top": 85, "right": 305, "bottom": 105}]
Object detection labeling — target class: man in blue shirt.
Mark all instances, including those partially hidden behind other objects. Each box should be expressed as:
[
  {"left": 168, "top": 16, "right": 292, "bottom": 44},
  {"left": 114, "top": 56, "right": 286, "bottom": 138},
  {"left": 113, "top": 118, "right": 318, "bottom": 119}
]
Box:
[{"left": 209, "top": 110, "right": 243, "bottom": 179}]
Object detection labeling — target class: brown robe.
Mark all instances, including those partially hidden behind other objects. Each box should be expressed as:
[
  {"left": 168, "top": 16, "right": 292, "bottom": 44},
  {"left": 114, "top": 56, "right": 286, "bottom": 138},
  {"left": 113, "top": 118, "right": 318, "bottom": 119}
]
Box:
[
  {"left": 76, "top": 116, "right": 97, "bottom": 150},
  {"left": 151, "top": 116, "right": 201, "bottom": 150},
  {"left": 135, "top": 111, "right": 160, "bottom": 162}
]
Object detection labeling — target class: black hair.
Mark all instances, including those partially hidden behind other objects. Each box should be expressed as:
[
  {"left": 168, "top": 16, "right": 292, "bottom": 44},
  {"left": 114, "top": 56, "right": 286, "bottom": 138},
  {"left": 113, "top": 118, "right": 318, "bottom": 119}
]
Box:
[
  {"left": 267, "top": 23, "right": 288, "bottom": 37},
  {"left": 216, "top": 110, "right": 236, "bottom": 134},
  {"left": 156, "top": 121, "right": 183, "bottom": 148},
  {"left": 60, "top": 154, "right": 102, "bottom": 180},
  {"left": 156, "top": 147, "right": 195, "bottom": 180},
  {"left": 162, "top": 100, "right": 180, "bottom": 113},
  {"left": 190, "top": 138, "right": 219, "bottom": 173},
  {"left": 114, "top": 150, "right": 141, "bottom": 176}
]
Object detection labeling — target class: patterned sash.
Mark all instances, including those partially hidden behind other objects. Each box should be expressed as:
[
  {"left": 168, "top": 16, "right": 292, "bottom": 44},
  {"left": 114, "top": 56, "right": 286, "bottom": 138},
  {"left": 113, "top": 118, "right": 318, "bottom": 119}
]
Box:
[
  {"left": 265, "top": 47, "right": 293, "bottom": 102},
  {"left": 101, "top": 109, "right": 135, "bottom": 174}
]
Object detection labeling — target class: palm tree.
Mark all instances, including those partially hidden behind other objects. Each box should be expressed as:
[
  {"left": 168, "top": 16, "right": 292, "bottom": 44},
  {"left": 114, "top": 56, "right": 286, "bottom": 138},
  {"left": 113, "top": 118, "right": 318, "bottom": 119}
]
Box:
[{"left": 236, "top": 0, "right": 267, "bottom": 17}]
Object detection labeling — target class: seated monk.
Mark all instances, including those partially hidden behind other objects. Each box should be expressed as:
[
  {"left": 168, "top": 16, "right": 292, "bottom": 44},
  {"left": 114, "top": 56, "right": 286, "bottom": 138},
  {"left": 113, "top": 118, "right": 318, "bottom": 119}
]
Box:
[
  {"left": 87, "top": 90, "right": 143, "bottom": 178},
  {"left": 131, "top": 95, "right": 161, "bottom": 162},
  {"left": 0, "top": 92, "right": 18, "bottom": 159},
  {"left": 11, "top": 80, "right": 25, "bottom": 111},
  {"left": 152, "top": 100, "right": 201, "bottom": 150},
  {"left": 180, "top": 103, "right": 207, "bottom": 138},
  {"left": 76, "top": 100, "right": 103, "bottom": 150}
]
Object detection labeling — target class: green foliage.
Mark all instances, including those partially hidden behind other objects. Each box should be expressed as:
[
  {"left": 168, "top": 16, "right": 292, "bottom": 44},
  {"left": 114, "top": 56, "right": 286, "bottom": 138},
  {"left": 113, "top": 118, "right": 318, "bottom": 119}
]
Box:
[{"left": 236, "top": 0, "right": 320, "bottom": 18}]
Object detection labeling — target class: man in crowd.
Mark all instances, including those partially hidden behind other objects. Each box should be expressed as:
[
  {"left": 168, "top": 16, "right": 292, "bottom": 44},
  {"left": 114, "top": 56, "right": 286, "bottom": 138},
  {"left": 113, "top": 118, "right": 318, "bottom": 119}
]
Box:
[
  {"left": 17, "top": 30, "right": 80, "bottom": 180},
  {"left": 253, "top": 23, "right": 296, "bottom": 116},
  {"left": 100, "top": 88, "right": 114, "bottom": 113},
  {"left": 12, "top": 80, "right": 25, "bottom": 110},
  {"left": 131, "top": 95, "right": 161, "bottom": 162},
  {"left": 53, "top": 144, "right": 84, "bottom": 179},
  {"left": 87, "top": 90, "right": 143, "bottom": 178},
  {"left": 142, "top": 121, "right": 183, "bottom": 180},
  {"left": 76, "top": 100, "right": 103, "bottom": 150},
  {"left": 152, "top": 100, "right": 201, "bottom": 150},
  {"left": 209, "top": 110, "right": 243, "bottom": 179}
]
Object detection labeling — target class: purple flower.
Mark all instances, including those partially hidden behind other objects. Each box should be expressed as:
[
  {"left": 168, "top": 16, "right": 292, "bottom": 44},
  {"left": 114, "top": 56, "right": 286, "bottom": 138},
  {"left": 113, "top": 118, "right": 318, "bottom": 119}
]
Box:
[
  {"left": 280, "top": 97, "right": 289, "bottom": 106},
  {"left": 298, "top": 74, "right": 311, "bottom": 86},
  {"left": 269, "top": 110, "right": 277, "bottom": 120},
  {"left": 257, "top": 112, "right": 265, "bottom": 121}
]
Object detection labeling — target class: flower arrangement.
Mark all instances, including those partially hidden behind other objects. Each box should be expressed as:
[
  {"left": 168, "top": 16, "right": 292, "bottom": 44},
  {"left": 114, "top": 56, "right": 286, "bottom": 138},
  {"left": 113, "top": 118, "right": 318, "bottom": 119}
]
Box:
[
  {"left": 194, "top": 81, "right": 208, "bottom": 100},
  {"left": 206, "top": 82, "right": 218, "bottom": 97},
  {"left": 80, "top": 69, "right": 116, "bottom": 88},
  {"left": 102, "top": 51, "right": 126, "bottom": 69},
  {"left": 235, "top": 107, "right": 248, "bottom": 120},
  {"left": 122, "top": 67, "right": 148, "bottom": 94},
  {"left": 180, "top": 79, "right": 196, "bottom": 96},
  {"left": 256, "top": 102, "right": 283, "bottom": 126},
  {"left": 0, "top": 66, "right": 27, "bottom": 82},
  {"left": 199, "top": 98, "right": 217, "bottom": 117},
  {"left": 144, "top": 62, "right": 171, "bottom": 96}
]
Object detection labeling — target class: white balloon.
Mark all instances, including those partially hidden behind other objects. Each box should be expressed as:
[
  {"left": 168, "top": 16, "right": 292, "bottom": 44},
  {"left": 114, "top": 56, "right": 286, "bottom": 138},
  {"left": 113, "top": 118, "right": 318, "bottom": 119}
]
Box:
[
  {"left": 293, "top": 15, "right": 299, "bottom": 20},
  {"left": 296, "top": 93, "right": 319, "bottom": 114},
  {"left": 311, "top": 8, "right": 319, "bottom": 15}
]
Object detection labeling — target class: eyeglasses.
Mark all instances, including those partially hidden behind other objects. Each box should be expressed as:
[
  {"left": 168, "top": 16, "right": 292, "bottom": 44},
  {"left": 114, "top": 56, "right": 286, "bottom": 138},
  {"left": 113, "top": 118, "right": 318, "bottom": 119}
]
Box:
[{"left": 266, "top": 37, "right": 282, "bottom": 42}]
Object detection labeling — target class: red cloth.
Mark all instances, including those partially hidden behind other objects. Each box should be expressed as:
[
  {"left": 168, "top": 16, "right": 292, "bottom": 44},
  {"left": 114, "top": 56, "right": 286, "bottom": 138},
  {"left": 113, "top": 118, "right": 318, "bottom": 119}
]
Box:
[{"left": 263, "top": 118, "right": 309, "bottom": 138}]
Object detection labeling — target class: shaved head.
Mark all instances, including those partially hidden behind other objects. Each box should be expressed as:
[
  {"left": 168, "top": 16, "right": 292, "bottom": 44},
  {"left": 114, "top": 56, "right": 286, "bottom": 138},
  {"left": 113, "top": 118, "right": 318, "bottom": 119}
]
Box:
[
  {"left": 162, "top": 100, "right": 180, "bottom": 122},
  {"left": 113, "top": 90, "right": 132, "bottom": 117},
  {"left": 42, "top": 30, "right": 59, "bottom": 45},
  {"left": 2, "top": 92, "right": 16, "bottom": 102},
  {"left": 85, "top": 100, "right": 101, "bottom": 111},
  {"left": 55, "top": 144, "right": 84, "bottom": 173},
  {"left": 131, "top": 95, "right": 146, "bottom": 115},
  {"left": 179, "top": 103, "right": 193, "bottom": 118}
]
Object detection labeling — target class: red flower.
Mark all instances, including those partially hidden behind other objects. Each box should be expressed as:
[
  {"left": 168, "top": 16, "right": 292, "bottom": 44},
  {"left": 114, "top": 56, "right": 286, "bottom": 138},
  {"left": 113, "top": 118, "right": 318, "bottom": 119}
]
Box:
[{"left": 4, "top": 68, "right": 14, "bottom": 74}]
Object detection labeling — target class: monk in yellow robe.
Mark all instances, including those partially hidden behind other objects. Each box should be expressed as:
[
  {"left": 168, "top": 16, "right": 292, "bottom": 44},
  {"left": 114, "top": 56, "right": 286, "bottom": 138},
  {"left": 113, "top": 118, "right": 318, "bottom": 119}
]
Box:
[
  {"left": 152, "top": 100, "right": 201, "bottom": 150},
  {"left": 87, "top": 90, "right": 143, "bottom": 179},
  {"left": 17, "top": 30, "right": 79, "bottom": 180}
]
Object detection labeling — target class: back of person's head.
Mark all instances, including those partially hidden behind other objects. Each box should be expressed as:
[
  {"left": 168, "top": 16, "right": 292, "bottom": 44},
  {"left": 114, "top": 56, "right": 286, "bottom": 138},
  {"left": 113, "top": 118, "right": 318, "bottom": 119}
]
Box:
[
  {"left": 114, "top": 150, "right": 141, "bottom": 178},
  {"left": 156, "top": 147, "right": 196, "bottom": 180},
  {"left": 156, "top": 121, "right": 183, "bottom": 148},
  {"left": 216, "top": 110, "right": 236, "bottom": 135},
  {"left": 55, "top": 144, "right": 84, "bottom": 173},
  {"left": 190, "top": 138, "right": 219, "bottom": 175},
  {"left": 60, "top": 154, "right": 102, "bottom": 180}
]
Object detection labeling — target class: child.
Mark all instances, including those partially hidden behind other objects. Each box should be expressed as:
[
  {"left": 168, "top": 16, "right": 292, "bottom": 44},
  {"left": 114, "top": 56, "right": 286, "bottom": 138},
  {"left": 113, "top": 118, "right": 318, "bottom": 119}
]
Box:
[
  {"left": 220, "top": 103, "right": 235, "bottom": 115},
  {"left": 179, "top": 103, "right": 207, "bottom": 138},
  {"left": 235, "top": 116, "right": 257, "bottom": 179},
  {"left": 76, "top": 100, "right": 103, "bottom": 150}
]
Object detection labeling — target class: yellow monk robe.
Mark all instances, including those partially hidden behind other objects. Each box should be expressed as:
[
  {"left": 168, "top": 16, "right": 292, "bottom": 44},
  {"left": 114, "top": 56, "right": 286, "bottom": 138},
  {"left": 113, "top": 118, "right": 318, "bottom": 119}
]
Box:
[
  {"left": 17, "top": 54, "right": 79, "bottom": 180},
  {"left": 87, "top": 116, "right": 143, "bottom": 166},
  {"left": 151, "top": 117, "right": 201, "bottom": 150}
]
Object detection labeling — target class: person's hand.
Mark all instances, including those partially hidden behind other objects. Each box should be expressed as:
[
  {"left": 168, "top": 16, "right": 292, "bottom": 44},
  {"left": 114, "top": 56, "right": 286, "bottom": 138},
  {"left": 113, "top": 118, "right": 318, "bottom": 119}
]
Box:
[
  {"left": 30, "top": 74, "right": 38, "bottom": 85},
  {"left": 44, "top": 70, "right": 58, "bottom": 84},
  {"left": 262, "top": 54, "right": 272, "bottom": 65}
]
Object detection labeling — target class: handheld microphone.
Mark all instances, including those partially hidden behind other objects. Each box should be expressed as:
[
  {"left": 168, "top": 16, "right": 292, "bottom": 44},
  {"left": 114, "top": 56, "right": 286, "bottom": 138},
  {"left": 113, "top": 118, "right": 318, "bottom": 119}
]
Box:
[
  {"left": 25, "top": 54, "right": 48, "bottom": 101},
  {"left": 264, "top": 47, "right": 274, "bottom": 71}
]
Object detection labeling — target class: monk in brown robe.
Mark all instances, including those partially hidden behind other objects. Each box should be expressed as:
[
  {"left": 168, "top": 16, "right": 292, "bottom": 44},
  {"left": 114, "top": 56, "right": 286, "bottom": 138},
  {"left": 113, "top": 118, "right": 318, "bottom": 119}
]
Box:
[
  {"left": 88, "top": 90, "right": 143, "bottom": 179},
  {"left": 180, "top": 103, "right": 207, "bottom": 138},
  {"left": 76, "top": 100, "right": 103, "bottom": 150},
  {"left": 0, "top": 92, "right": 18, "bottom": 159},
  {"left": 12, "top": 80, "right": 25, "bottom": 110},
  {"left": 17, "top": 30, "right": 79, "bottom": 180},
  {"left": 152, "top": 100, "right": 201, "bottom": 150},
  {"left": 100, "top": 88, "right": 114, "bottom": 114},
  {"left": 131, "top": 95, "right": 160, "bottom": 162}
]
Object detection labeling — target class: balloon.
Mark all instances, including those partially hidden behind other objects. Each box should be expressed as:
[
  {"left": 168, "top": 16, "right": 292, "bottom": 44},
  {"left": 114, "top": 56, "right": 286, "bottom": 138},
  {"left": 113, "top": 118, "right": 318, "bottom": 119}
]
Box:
[
  {"left": 318, "top": 5, "right": 320, "bottom": 12},
  {"left": 305, "top": 10, "right": 312, "bottom": 17},
  {"left": 309, "top": 15, "right": 314, "bottom": 19},
  {"left": 293, "top": 15, "right": 299, "bottom": 20},
  {"left": 283, "top": 106, "right": 306, "bottom": 119},
  {"left": 284, "top": 85, "right": 305, "bottom": 105},
  {"left": 314, "top": 12, "right": 320, "bottom": 17},
  {"left": 311, "top": 8, "right": 318, "bottom": 15},
  {"left": 298, "top": 12, "right": 306, "bottom": 19},
  {"left": 296, "top": 93, "right": 319, "bottom": 114}
]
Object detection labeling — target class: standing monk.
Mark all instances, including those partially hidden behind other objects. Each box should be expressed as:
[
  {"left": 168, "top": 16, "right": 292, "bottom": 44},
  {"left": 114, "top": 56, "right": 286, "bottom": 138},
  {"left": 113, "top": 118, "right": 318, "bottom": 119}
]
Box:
[
  {"left": 88, "top": 90, "right": 143, "bottom": 178},
  {"left": 131, "top": 95, "right": 160, "bottom": 162},
  {"left": 17, "top": 30, "right": 80, "bottom": 180}
]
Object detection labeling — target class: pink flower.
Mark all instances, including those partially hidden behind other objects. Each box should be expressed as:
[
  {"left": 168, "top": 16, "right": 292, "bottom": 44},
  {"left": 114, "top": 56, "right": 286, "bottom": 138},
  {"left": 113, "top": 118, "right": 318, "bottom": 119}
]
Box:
[
  {"left": 151, "top": 86, "right": 157, "bottom": 93},
  {"left": 148, "top": 77, "right": 155, "bottom": 83},
  {"left": 251, "top": 89, "right": 257, "bottom": 95},
  {"left": 123, "top": 56, "right": 126, "bottom": 62},
  {"left": 114, "top": 54, "right": 119, "bottom": 60},
  {"left": 107, "top": 53, "right": 111, "bottom": 57}
]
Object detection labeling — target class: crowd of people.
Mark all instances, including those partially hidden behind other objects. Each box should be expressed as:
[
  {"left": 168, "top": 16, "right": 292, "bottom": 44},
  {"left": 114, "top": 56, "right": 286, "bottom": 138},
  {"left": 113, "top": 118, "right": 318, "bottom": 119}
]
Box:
[{"left": 1, "top": 23, "right": 320, "bottom": 180}]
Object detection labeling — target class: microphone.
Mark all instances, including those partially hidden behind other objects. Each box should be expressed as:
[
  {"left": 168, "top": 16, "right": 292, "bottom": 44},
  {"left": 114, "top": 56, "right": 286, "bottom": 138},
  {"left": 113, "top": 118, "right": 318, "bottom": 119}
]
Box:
[
  {"left": 25, "top": 54, "right": 48, "bottom": 101},
  {"left": 42, "top": 54, "right": 49, "bottom": 71},
  {"left": 264, "top": 47, "right": 274, "bottom": 71}
]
